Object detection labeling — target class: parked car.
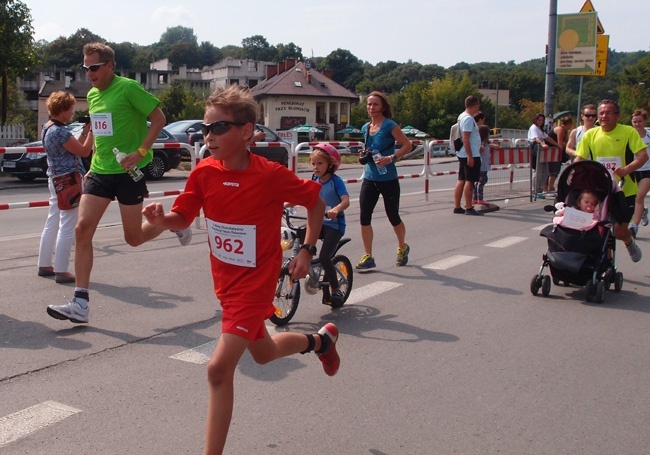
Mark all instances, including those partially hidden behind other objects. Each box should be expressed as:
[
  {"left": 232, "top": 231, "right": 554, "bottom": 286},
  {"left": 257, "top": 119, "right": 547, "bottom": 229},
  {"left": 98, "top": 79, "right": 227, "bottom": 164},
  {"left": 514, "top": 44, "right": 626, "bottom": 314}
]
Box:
[
  {"left": 192, "top": 123, "right": 290, "bottom": 167},
  {"left": 431, "top": 145, "right": 452, "bottom": 157},
  {"left": 1, "top": 124, "right": 181, "bottom": 181},
  {"left": 164, "top": 120, "right": 203, "bottom": 161}
]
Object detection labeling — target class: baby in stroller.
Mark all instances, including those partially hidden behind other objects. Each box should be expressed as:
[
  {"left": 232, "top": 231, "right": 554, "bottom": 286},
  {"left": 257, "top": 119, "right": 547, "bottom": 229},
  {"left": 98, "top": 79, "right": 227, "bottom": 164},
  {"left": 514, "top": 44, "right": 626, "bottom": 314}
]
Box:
[
  {"left": 553, "top": 190, "right": 601, "bottom": 232},
  {"left": 531, "top": 161, "right": 623, "bottom": 303}
]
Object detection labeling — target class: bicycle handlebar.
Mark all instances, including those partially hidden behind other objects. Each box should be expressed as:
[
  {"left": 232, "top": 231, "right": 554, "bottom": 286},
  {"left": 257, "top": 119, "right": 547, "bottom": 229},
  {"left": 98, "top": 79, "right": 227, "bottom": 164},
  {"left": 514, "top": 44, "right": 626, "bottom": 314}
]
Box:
[{"left": 283, "top": 207, "right": 307, "bottom": 232}]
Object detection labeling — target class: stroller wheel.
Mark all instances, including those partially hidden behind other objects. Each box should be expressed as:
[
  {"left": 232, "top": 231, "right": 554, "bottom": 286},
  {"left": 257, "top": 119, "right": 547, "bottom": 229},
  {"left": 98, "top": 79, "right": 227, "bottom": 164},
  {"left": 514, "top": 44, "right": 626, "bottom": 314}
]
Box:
[
  {"left": 584, "top": 281, "right": 595, "bottom": 302},
  {"left": 594, "top": 281, "right": 606, "bottom": 304},
  {"left": 614, "top": 271, "right": 624, "bottom": 292},
  {"left": 541, "top": 275, "right": 551, "bottom": 297},
  {"left": 530, "top": 275, "right": 542, "bottom": 296}
]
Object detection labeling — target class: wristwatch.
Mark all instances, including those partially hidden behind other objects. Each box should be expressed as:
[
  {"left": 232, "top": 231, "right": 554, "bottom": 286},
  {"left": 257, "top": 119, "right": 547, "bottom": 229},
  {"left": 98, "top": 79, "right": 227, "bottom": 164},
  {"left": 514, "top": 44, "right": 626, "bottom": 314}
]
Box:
[
  {"left": 300, "top": 244, "right": 317, "bottom": 255},
  {"left": 138, "top": 147, "right": 148, "bottom": 157}
]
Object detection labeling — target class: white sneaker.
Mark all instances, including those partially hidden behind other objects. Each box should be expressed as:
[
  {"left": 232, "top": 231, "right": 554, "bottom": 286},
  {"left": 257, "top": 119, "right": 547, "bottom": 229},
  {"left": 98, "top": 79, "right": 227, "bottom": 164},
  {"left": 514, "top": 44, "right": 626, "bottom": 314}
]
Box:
[
  {"left": 642, "top": 207, "right": 649, "bottom": 227},
  {"left": 47, "top": 298, "right": 89, "bottom": 323},
  {"left": 626, "top": 239, "right": 642, "bottom": 263},
  {"left": 172, "top": 227, "right": 192, "bottom": 246}
]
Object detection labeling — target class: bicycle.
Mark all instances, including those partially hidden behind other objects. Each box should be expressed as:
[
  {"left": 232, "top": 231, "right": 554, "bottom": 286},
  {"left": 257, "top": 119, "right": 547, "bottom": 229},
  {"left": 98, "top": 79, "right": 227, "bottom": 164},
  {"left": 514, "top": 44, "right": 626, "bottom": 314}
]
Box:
[{"left": 270, "top": 208, "right": 353, "bottom": 326}]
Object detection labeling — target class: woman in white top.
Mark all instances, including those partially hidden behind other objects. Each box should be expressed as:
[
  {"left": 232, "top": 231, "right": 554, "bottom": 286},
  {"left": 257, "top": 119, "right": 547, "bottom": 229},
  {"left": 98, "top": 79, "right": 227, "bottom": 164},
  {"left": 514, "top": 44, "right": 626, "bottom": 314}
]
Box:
[{"left": 630, "top": 109, "right": 650, "bottom": 236}]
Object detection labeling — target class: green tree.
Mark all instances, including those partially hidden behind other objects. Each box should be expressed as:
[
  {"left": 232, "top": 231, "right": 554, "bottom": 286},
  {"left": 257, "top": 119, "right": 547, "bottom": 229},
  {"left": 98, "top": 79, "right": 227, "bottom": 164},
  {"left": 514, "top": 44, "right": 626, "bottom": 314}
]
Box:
[
  {"left": 198, "top": 41, "right": 222, "bottom": 68},
  {"left": 169, "top": 42, "right": 201, "bottom": 69},
  {"left": 276, "top": 42, "right": 303, "bottom": 62},
  {"left": 242, "top": 35, "right": 276, "bottom": 61},
  {"left": 618, "top": 55, "right": 650, "bottom": 118},
  {"left": 39, "top": 28, "right": 104, "bottom": 69},
  {"left": 157, "top": 80, "right": 207, "bottom": 123},
  {"left": 0, "top": 0, "right": 39, "bottom": 124},
  {"left": 321, "top": 49, "right": 364, "bottom": 90}
]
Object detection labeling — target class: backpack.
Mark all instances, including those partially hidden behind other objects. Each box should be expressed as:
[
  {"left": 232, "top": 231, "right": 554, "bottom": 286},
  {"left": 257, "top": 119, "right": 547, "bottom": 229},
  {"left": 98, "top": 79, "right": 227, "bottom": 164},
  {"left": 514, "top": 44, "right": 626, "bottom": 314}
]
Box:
[{"left": 449, "top": 122, "right": 462, "bottom": 152}]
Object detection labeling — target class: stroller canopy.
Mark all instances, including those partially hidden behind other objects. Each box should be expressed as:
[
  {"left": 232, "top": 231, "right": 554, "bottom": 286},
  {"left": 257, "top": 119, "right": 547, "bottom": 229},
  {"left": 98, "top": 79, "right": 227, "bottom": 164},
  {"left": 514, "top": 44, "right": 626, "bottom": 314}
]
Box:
[{"left": 556, "top": 160, "right": 615, "bottom": 206}]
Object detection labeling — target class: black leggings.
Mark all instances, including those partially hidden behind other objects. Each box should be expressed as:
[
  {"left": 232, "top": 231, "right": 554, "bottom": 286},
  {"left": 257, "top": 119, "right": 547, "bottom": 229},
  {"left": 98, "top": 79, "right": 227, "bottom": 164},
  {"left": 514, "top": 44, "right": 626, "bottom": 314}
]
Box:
[
  {"left": 319, "top": 225, "right": 344, "bottom": 288},
  {"left": 359, "top": 178, "right": 402, "bottom": 226}
]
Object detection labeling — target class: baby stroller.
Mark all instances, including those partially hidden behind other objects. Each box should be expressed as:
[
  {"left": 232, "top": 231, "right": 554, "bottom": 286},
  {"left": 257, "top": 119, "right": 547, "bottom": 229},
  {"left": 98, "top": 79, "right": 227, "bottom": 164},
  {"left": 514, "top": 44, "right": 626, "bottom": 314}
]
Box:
[{"left": 530, "top": 160, "right": 623, "bottom": 303}]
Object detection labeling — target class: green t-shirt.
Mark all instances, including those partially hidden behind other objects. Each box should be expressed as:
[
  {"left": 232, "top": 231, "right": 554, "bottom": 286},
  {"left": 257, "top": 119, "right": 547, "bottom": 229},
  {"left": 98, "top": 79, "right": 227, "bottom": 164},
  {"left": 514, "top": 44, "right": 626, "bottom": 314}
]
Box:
[
  {"left": 575, "top": 124, "right": 647, "bottom": 197},
  {"left": 87, "top": 75, "right": 160, "bottom": 174}
]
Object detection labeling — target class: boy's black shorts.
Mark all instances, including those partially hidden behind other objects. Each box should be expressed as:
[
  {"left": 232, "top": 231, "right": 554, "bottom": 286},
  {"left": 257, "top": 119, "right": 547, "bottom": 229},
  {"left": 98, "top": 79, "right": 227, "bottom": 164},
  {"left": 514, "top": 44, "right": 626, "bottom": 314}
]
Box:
[
  {"left": 458, "top": 157, "right": 481, "bottom": 183},
  {"left": 84, "top": 172, "right": 149, "bottom": 206}
]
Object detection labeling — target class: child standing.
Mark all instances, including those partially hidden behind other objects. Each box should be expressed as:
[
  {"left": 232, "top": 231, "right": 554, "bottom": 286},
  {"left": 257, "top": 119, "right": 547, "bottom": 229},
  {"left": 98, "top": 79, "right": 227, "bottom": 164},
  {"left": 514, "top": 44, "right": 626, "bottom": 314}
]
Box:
[
  {"left": 473, "top": 125, "right": 492, "bottom": 205},
  {"left": 141, "top": 85, "right": 337, "bottom": 455},
  {"left": 309, "top": 144, "right": 350, "bottom": 306}
]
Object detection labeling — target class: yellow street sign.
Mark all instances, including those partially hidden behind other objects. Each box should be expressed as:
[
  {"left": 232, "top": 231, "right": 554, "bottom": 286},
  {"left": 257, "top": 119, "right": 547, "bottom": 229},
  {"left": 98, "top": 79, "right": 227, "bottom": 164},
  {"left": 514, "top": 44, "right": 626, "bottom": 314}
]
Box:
[
  {"left": 571, "top": 35, "right": 609, "bottom": 77},
  {"left": 580, "top": 0, "right": 605, "bottom": 34}
]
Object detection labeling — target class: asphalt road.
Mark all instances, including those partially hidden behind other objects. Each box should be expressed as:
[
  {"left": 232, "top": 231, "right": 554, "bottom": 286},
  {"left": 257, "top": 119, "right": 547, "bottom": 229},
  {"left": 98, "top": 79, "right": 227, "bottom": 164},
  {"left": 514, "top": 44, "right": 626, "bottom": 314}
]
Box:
[{"left": 1, "top": 170, "right": 649, "bottom": 454}]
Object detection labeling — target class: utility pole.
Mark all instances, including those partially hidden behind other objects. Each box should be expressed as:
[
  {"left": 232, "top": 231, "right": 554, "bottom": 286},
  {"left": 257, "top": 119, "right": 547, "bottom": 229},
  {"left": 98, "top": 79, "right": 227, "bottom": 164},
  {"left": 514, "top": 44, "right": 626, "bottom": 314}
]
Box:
[{"left": 544, "top": 0, "right": 558, "bottom": 132}]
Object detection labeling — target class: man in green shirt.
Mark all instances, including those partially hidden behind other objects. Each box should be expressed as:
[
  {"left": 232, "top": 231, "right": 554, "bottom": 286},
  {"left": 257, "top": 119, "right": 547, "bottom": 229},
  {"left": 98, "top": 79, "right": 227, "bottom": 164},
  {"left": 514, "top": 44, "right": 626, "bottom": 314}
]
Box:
[
  {"left": 47, "top": 43, "right": 192, "bottom": 324},
  {"left": 575, "top": 99, "right": 648, "bottom": 263}
]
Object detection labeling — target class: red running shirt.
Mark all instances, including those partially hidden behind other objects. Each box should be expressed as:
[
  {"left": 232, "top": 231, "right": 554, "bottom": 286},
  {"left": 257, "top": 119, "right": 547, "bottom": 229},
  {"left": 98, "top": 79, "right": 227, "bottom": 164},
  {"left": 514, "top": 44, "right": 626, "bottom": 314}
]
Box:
[{"left": 172, "top": 153, "right": 321, "bottom": 305}]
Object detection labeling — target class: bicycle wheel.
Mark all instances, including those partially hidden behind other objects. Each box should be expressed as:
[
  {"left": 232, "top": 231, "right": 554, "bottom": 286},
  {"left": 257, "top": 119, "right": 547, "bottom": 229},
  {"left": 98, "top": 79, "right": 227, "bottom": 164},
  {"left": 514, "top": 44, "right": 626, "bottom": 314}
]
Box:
[
  {"left": 269, "top": 269, "right": 300, "bottom": 326},
  {"left": 331, "top": 255, "right": 353, "bottom": 308}
]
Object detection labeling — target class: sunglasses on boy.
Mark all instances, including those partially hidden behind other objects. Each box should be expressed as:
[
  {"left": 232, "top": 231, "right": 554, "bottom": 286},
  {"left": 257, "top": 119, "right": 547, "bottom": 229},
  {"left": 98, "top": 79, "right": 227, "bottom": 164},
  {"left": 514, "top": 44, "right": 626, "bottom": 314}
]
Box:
[
  {"left": 81, "top": 62, "right": 109, "bottom": 72},
  {"left": 201, "top": 120, "right": 247, "bottom": 136}
]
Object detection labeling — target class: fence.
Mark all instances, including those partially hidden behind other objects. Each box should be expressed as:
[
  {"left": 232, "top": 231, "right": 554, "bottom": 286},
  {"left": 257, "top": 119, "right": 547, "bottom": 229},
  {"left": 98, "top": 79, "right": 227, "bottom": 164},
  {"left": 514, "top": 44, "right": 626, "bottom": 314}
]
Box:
[{"left": 1, "top": 138, "right": 565, "bottom": 210}]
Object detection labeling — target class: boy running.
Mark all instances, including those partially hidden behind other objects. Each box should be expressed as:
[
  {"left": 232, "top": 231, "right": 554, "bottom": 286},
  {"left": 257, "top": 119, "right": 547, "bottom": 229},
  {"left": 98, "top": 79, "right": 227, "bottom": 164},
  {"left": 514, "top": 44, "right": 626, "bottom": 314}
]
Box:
[{"left": 141, "top": 85, "right": 338, "bottom": 455}]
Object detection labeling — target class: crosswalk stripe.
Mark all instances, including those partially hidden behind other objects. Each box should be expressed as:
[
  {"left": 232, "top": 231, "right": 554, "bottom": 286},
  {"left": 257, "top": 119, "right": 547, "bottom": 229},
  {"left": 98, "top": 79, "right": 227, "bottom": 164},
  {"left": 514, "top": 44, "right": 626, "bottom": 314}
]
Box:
[
  {"left": 532, "top": 223, "right": 551, "bottom": 231},
  {"left": 344, "top": 281, "right": 402, "bottom": 305},
  {"left": 424, "top": 255, "right": 477, "bottom": 270},
  {"left": 485, "top": 236, "right": 528, "bottom": 248},
  {"left": 0, "top": 401, "right": 81, "bottom": 448},
  {"left": 169, "top": 281, "right": 403, "bottom": 364},
  {"left": 169, "top": 340, "right": 217, "bottom": 364}
]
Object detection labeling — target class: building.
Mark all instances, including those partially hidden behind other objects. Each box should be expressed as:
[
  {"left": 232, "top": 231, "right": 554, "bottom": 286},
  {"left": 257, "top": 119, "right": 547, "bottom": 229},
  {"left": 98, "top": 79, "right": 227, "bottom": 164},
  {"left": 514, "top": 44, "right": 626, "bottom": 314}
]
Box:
[
  {"left": 251, "top": 59, "right": 359, "bottom": 139},
  {"left": 16, "top": 57, "right": 357, "bottom": 141}
]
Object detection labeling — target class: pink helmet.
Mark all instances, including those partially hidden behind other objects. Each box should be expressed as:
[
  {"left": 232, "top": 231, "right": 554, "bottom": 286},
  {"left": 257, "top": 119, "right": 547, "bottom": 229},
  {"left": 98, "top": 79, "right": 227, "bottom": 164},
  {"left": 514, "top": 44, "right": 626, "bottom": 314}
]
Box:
[{"left": 314, "top": 143, "right": 341, "bottom": 173}]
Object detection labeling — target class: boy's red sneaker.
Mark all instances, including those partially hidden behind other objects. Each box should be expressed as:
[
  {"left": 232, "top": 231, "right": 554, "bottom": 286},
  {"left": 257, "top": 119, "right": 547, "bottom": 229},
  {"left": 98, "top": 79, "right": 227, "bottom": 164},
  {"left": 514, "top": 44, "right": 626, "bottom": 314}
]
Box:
[{"left": 317, "top": 323, "right": 340, "bottom": 376}]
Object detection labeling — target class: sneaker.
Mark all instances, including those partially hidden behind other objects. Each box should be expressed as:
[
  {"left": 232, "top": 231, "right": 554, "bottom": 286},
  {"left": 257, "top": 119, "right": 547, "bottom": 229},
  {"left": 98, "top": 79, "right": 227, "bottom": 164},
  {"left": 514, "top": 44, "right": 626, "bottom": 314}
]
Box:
[
  {"left": 47, "top": 297, "right": 89, "bottom": 324},
  {"left": 630, "top": 223, "right": 638, "bottom": 239},
  {"left": 330, "top": 289, "right": 344, "bottom": 307},
  {"left": 453, "top": 207, "right": 465, "bottom": 214},
  {"left": 472, "top": 199, "right": 479, "bottom": 205},
  {"left": 317, "top": 323, "right": 340, "bottom": 376},
  {"left": 477, "top": 200, "right": 489, "bottom": 205},
  {"left": 356, "top": 254, "right": 376, "bottom": 270},
  {"left": 465, "top": 208, "right": 484, "bottom": 216},
  {"left": 546, "top": 191, "right": 557, "bottom": 197},
  {"left": 626, "top": 239, "right": 642, "bottom": 263},
  {"left": 172, "top": 227, "right": 192, "bottom": 246},
  {"left": 642, "top": 207, "right": 649, "bottom": 227},
  {"left": 396, "top": 244, "right": 410, "bottom": 266},
  {"left": 536, "top": 193, "right": 546, "bottom": 199}
]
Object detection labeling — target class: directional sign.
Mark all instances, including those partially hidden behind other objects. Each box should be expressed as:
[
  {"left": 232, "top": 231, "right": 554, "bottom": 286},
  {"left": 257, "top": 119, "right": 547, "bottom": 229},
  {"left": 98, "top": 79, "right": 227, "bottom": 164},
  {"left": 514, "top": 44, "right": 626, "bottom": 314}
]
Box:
[
  {"left": 579, "top": 0, "right": 605, "bottom": 34},
  {"left": 555, "top": 12, "right": 598, "bottom": 75},
  {"left": 570, "top": 34, "right": 609, "bottom": 77}
]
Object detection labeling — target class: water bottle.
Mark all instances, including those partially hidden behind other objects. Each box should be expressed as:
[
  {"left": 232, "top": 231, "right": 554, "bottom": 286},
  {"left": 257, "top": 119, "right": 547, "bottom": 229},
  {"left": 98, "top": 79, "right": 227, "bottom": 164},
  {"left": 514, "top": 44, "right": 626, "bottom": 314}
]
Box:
[
  {"left": 372, "top": 147, "right": 387, "bottom": 175},
  {"left": 113, "top": 148, "right": 144, "bottom": 182}
]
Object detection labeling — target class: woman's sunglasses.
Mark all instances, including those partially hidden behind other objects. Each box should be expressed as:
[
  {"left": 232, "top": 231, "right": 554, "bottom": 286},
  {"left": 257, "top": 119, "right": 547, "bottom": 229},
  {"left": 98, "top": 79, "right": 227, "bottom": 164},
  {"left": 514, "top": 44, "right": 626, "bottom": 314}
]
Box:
[
  {"left": 201, "top": 120, "right": 246, "bottom": 136},
  {"left": 81, "top": 62, "right": 108, "bottom": 72}
]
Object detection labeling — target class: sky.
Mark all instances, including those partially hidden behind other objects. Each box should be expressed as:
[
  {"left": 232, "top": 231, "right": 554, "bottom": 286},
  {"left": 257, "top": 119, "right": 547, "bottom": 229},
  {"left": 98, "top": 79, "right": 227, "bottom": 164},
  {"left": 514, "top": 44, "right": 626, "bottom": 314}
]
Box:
[{"left": 25, "top": 0, "right": 648, "bottom": 69}]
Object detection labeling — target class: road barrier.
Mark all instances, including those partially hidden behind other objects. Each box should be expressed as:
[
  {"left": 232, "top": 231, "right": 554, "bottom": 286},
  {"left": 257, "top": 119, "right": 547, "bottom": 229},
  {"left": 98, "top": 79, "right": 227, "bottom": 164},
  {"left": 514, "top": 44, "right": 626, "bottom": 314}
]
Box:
[
  {"left": 1, "top": 138, "right": 564, "bottom": 210},
  {"left": 0, "top": 142, "right": 196, "bottom": 210}
]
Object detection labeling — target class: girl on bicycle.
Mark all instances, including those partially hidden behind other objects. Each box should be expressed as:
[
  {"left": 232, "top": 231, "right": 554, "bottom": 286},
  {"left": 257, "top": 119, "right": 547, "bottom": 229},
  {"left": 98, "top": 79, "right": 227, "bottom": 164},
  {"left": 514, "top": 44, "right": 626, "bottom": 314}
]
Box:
[{"left": 309, "top": 144, "right": 350, "bottom": 306}]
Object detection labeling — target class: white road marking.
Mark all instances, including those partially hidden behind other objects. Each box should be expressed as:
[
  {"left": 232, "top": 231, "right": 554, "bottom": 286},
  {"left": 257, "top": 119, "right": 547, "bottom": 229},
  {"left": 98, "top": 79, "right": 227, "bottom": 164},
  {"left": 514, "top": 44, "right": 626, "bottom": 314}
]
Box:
[
  {"left": 532, "top": 223, "right": 551, "bottom": 231},
  {"left": 0, "top": 401, "right": 81, "bottom": 448},
  {"left": 170, "top": 281, "right": 403, "bottom": 364},
  {"left": 424, "top": 255, "right": 477, "bottom": 270},
  {"left": 344, "top": 281, "right": 402, "bottom": 305},
  {"left": 485, "top": 236, "right": 528, "bottom": 248},
  {"left": 169, "top": 340, "right": 218, "bottom": 364}
]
